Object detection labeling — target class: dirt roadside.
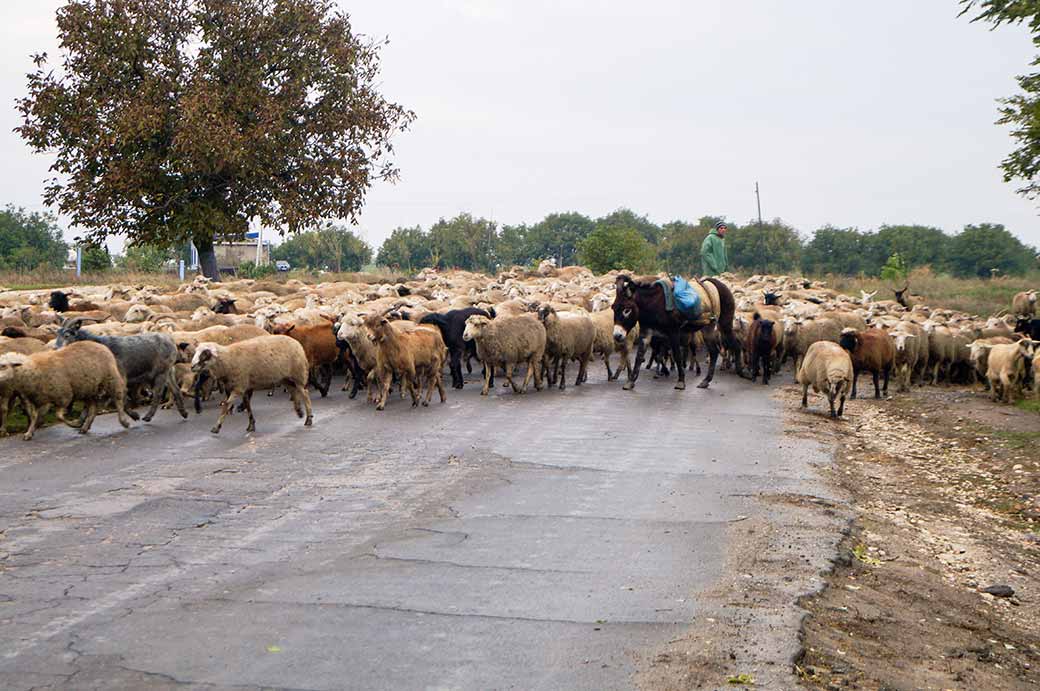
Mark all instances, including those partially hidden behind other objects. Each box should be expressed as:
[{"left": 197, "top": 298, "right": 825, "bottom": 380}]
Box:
[{"left": 790, "top": 385, "right": 1040, "bottom": 690}]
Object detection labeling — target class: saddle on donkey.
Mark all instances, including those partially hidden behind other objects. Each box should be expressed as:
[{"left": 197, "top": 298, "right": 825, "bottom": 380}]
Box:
[{"left": 653, "top": 276, "right": 720, "bottom": 326}]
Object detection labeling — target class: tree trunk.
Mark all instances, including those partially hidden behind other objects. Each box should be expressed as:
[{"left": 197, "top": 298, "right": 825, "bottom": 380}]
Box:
[{"left": 194, "top": 234, "right": 221, "bottom": 282}]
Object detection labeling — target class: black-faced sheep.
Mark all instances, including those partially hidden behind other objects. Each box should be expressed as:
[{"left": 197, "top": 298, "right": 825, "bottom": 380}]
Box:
[
  {"left": 191, "top": 336, "right": 313, "bottom": 433},
  {"left": 419, "top": 308, "right": 491, "bottom": 389},
  {"left": 747, "top": 314, "right": 777, "bottom": 385},
  {"left": 839, "top": 328, "right": 895, "bottom": 399}
]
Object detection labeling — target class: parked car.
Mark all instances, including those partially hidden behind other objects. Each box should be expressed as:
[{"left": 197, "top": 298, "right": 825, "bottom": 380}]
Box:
[{"left": 275, "top": 260, "right": 291, "bottom": 272}]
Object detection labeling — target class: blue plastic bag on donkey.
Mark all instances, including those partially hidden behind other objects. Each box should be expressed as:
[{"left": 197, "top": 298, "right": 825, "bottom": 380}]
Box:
[{"left": 672, "top": 276, "right": 702, "bottom": 320}]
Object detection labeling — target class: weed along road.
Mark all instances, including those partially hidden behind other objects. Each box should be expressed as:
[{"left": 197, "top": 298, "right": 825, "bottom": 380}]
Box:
[{"left": 0, "top": 371, "right": 843, "bottom": 690}]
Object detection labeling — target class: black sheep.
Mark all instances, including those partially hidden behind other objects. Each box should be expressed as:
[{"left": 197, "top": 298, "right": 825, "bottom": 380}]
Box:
[
  {"left": 49, "top": 291, "right": 70, "bottom": 313},
  {"left": 1015, "top": 318, "right": 1040, "bottom": 341},
  {"left": 419, "top": 308, "right": 491, "bottom": 389},
  {"left": 747, "top": 314, "right": 776, "bottom": 385}
]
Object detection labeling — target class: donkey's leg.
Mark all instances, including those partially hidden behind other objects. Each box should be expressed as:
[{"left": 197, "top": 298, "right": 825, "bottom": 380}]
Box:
[
  {"left": 697, "top": 331, "right": 720, "bottom": 389},
  {"left": 623, "top": 337, "right": 647, "bottom": 390},
  {"left": 670, "top": 331, "right": 686, "bottom": 390}
]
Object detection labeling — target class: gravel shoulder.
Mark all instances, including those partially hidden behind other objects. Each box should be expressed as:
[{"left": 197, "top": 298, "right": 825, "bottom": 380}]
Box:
[{"left": 787, "top": 385, "right": 1040, "bottom": 690}]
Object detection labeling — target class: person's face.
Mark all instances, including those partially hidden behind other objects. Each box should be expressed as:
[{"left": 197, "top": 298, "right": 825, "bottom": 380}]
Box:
[{"left": 717, "top": 225, "right": 727, "bottom": 237}]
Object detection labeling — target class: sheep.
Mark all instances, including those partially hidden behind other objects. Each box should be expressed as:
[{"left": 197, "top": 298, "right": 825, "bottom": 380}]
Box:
[
  {"left": 839, "top": 327, "right": 895, "bottom": 399},
  {"left": 0, "top": 336, "right": 47, "bottom": 356},
  {"left": 978, "top": 340, "right": 1035, "bottom": 403},
  {"left": 0, "top": 341, "right": 133, "bottom": 440},
  {"left": 335, "top": 314, "right": 424, "bottom": 400},
  {"left": 190, "top": 336, "right": 313, "bottom": 433},
  {"left": 537, "top": 305, "right": 595, "bottom": 390},
  {"left": 967, "top": 336, "right": 1015, "bottom": 392},
  {"left": 922, "top": 321, "right": 955, "bottom": 384},
  {"left": 591, "top": 308, "right": 638, "bottom": 382},
  {"left": 747, "top": 314, "right": 777, "bottom": 385},
  {"left": 363, "top": 315, "right": 447, "bottom": 410},
  {"left": 463, "top": 314, "right": 546, "bottom": 396},
  {"left": 782, "top": 316, "right": 842, "bottom": 374},
  {"left": 55, "top": 317, "right": 188, "bottom": 422},
  {"left": 1016, "top": 317, "right": 1040, "bottom": 341},
  {"left": 797, "top": 341, "right": 854, "bottom": 418},
  {"left": 418, "top": 308, "right": 491, "bottom": 389},
  {"left": 889, "top": 326, "right": 920, "bottom": 393},
  {"left": 1012, "top": 290, "right": 1037, "bottom": 317},
  {"left": 270, "top": 320, "right": 342, "bottom": 398}
]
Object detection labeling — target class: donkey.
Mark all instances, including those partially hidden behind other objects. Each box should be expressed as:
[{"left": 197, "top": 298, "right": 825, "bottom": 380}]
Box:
[{"left": 612, "top": 275, "right": 741, "bottom": 390}]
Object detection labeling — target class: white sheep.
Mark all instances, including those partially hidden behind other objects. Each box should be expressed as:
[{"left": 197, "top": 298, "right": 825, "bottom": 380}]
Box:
[{"left": 796, "top": 341, "right": 854, "bottom": 419}]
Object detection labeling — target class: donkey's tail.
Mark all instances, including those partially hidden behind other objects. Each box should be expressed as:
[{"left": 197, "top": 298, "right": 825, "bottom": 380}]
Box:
[{"left": 704, "top": 277, "right": 741, "bottom": 354}]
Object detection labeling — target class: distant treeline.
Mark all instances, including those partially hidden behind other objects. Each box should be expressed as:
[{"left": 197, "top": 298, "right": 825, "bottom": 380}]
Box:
[
  {"left": 2, "top": 205, "right": 1036, "bottom": 279},
  {"left": 375, "top": 209, "right": 1039, "bottom": 279}
]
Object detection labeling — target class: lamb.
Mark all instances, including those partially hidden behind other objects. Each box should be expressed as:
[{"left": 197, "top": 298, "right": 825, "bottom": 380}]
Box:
[
  {"left": 839, "top": 327, "right": 895, "bottom": 399},
  {"left": 591, "top": 308, "right": 638, "bottom": 382},
  {"left": 978, "top": 340, "right": 1035, "bottom": 403},
  {"left": 190, "top": 336, "right": 313, "bottom": 433},
  {"left": 1012, "top": 290, "right": 1037, "bottom": 317},
  {"left": 418, "top": 308, "right": 491, "bottom": 389},
  {"left": 56, "top": 317, "right": 188, "bottom": 422},
  {"left": 747, "top": 314, "right": 777, "bottom": 385},
  {"left": 796, "top": 341, "right": 854, "bottom": 418},
  {"left": 363, "top": 315, "right": 447, "bottom": 410},
  {"left": 462, "top": 314, "right": 546, "bottom": 396},
  {"left": 538, "top": 305, "right": 595, "bottom": 390},
  {"left": 0, "top": 341, "right": 133, "bottom": 440},
  {"left": 271, "top": 320, "right": 342, "bottom": 397},
  {"left": 335, "top": 314, "right": 425, "bottom": 399}
]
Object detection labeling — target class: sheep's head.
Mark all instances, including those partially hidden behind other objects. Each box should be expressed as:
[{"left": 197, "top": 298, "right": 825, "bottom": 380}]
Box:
[
  {"left": 363, "top": 315, "right": 391, "bottom": 343},
  {"left": 763, "top": 291, "right": 782, "bottom": 306},
  {"left": 537, "top": 304, "right": 557, "bottom": 325},
  {"left": 213, "top": 297, "right": 238, "bottom": 314},
  {"left": 859, "top": 289, "right": 878, "bottom": 305},
  {"left": 782, "top": 317, "right": 799, "bottom": 337},
  {"left": 271, "top": 323, "right": 297, "bottom": 336},
  {"left": 892, "top": 331, "right": 916, "bottom": 352},
  {"left": 1029, "top": 291, "right": 1038, "bottom": 305},
  {"left": 190, "top": 343, "right": 220, "bottom": 373},
  {"left": 0, "top": 353, "right": 28, "bottom": 383},
  {"left": 838, "top": 328, "right": 859, "bottom": 353},
  {"left": 462, "top": 315, "right": 490, "bottom": 342},
  {"left": 124, "top": 304, "right": 153, "bottom": 323},
  {"left": 55, "top": 317, "right": 90, "bottom": 348}
]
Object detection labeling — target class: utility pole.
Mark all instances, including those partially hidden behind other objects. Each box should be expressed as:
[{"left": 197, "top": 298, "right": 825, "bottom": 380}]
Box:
[{"left": 755, "top": 181, "right": 763, "bottom": 231}]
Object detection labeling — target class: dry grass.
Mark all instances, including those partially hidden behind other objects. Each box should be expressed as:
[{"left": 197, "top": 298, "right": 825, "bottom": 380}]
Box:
[
  {"left": 0, "top": 269, "right": 182, "bottom": 292},
  {"left": 812, "top": 267, "right": 1039, "bottom": 316}
]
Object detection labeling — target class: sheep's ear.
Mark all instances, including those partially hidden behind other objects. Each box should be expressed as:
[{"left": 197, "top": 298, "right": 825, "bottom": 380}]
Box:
[
  {"left": 177, "top": 342, "right": 189, "bottom": 351},
  {"left": 9, "top": 362, "right": 22, "bottom": 369},
  {"left": 285, "top": 324, "right": 296, "bottom": 334}
]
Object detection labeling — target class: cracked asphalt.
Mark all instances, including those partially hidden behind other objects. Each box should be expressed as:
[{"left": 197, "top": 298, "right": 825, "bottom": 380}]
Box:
[{"left": 0, "top": 368, "right": 841, "bottom": 690}]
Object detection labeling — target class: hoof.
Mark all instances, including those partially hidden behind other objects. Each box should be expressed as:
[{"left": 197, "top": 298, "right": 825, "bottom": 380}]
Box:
[
  {"left": 246, "top": 425, "right": 255, "bottom": 433},
  {"left": 210, "top": 427, "right": 221, "bottom": 434},
  {"left": 142, "top": 414, "right": 154, "bottom": 423},
  {"left": 77, "top": 428, "right": 88, "bottom": 435},
  {"left": 622, "top": 381, "right": 635, "bottom": 391},
  {"left": 23, "top": 433, "right": 33, "bottom": 441},
  {"left": 179, "top": 410, "right": 188, "bottom": 419},
  {"left": 305, "top": 416, "right": 313, "bottom": 426},
  {"left": 675, "top": 382, "right": 686, "bottom": 390},
  {"left": 696, "top": 380, "right": 710, "bottom": 389},
  {"left": 127, "top": 411, "right": 140, "bottom": 421}
]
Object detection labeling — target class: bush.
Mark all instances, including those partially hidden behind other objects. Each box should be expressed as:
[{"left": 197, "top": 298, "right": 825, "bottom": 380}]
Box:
[
  {"left": 237, "top": 261, "right": 277, "bottom": 279},
  {"left": 578, "top": 226, "right": 657, "bottom": 274}
]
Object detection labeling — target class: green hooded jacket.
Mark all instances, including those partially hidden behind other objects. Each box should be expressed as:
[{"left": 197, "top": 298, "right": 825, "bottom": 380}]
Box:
[{"left": 700, "top": 228, "right": 728, "bottom": 276}]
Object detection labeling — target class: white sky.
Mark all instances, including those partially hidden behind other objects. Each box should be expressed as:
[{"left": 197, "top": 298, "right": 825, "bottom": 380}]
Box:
[{"left": 1, "top": 1, "right": 1038, "bottom": 251}]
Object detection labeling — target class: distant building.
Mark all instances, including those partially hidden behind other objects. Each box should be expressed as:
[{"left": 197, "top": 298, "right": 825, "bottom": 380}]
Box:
[{"left": 214, "top": 240, "right": 271, "bottom": 271}]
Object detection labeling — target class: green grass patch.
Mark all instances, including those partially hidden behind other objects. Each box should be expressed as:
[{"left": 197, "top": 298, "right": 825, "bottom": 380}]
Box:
[
  {"left": 992, "top": 430, "right": 1040, "bottom": 449},
  {"left": 2, "top": 402, "right": 84, "bottom": 435},
  {"left": 1014, "top": 399, "right": 1040, "bottom": 414}
]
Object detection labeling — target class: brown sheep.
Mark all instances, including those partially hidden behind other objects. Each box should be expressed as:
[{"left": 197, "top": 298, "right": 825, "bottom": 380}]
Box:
[
  {"left": 747, "top": 314, "right": 778, "bottom": 385},
  {"left": 271, "top": 320, "right": 342, "bottom": 398},
  {"left": 839, "top": 328, "right": 895, "bottom": 399},
  {"left": 364, "top": 315, "right": 447, "bottom": 410}
]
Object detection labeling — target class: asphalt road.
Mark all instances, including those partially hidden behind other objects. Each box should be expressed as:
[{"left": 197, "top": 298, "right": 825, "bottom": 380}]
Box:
[{"left": 0, "top": 366, "right": 842, "bottom": 690}]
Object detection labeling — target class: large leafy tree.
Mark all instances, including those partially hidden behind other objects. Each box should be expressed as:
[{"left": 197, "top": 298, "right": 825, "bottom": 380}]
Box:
[
  {"left": 595, "top": 208, "right": 662, "bottom": 244},
  {"left": 375, "top": 226, "right": 432, "bottom": 271},
  {"left": 657, "top": 219, "right": 709, "bottom": 276},
  {"left": 524, "top": 212, "right": 596, "bottom": 267},
  {"left": 962, "top": 1, "right": 1040, "bottom": 198},
  {"left": 428, "top": 213, "right": 497, "bottom": 271},
  {"left": 802, "top": 226, "right": 876, "bottom": 275},
  {"left": 873, "top": 224, "right": 950, "bottom": 270},
  {"left": 946, "top": 223, "right": 1034, "bottom": 277},
  {"left": 272, "top": 225, "right": 371, "bottom": 272},
  {"left": 17, "top": 0, "right": 413, "bottom": 280},
  {"left": 0, "top": 206, "right": 68, "bottom": 271}
]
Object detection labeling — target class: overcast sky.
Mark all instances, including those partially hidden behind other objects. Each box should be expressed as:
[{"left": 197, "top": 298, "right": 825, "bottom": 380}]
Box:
[{"left": 1, "top": 0, "right": 1038, "bottom": 251}]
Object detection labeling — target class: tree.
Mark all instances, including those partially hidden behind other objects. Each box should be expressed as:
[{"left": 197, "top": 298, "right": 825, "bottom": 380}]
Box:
[
  {"left": 727, "top": 219, "right": 802, "bottom": 274},
  {"left": 118, "top": 243, "right": 176, "bottom": 272},
  {"left": 0, "top": 206, "right": 68, "bottom": 271},
  {"left": 428, "top": 213, "right": 497, "bottom": 271},
  {"left": 595, "top": 209, "right": 662, "bottom": 244},
  {"left": 376, "top": 226, "right": 432, "bottom": 271},
  {"left": 880, "top": 252, "right": 909, "bottom": 285},
  {"left": 657, "top": 220, "right": 709, "bottom": 276},
  {"left": 17, "top": 0, "right": 413, "bottom": 280},
  {"left": 80, "top": 243, "right": 111, "bottom": 272},
  {"left": 523, "top": 212, "right": 596, "bottom": 267},
  {"left": 802, "top": 227, "right": 875, "bottom": 275},
  {"left": 272, "top": 225, "right": 371, "bottom": 272},
  {"left": 946, "top": 223, "right": 1034, "bottom": 277},
  {"left": 874, "top": 225, "right": 950, "bottom": 271},
  {"left": 962, "top": 1, "right": 1040, "bottom": 199},
  {"left": 578, "top": 226, "right": 656, "bottom": 274}
]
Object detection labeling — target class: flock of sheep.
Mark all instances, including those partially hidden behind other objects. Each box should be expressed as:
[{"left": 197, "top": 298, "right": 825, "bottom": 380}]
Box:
[{"left": 0, "top": 265, "right": 1036, "bottom": 440}]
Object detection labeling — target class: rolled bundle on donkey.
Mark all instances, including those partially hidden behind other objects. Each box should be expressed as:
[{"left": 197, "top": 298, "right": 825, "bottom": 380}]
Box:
[{"left": 612, "top": 274, "right": 741, "bottom": 390}]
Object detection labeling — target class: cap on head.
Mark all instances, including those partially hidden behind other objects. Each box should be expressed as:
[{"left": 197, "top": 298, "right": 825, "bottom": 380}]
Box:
[{"left": 714, "top": 222, "right": 727, "bottom": 231}]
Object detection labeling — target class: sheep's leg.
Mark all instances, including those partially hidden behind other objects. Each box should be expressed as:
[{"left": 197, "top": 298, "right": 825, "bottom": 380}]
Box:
[
  {"left": 603, "top": 352, "right": 615, "bottom": 381},
  {"left": 212, "top": 391, "right": 240, "bottom": 434},
  {"left": 349, "top": 361, "right": 365, "bottom": 400},
  {"left": 435, "top": 367, "right": 447, "bottom": 403},
  {"left": 79, "top": 400, "right": 99, "bottom": 433},
  {"left": 55, "top": 403, "right": 77, "bottom": 428},
  {"left": 837, "top": 392, "right": 847, "bottom": 417},
  {"left": 505, "top": 363, "right": 520, "bottom": 393},
  {"left": 450, "top": 350, "right": 464, "bottom": 389},
  {"left": 242, "top": 391, "right": 256, "bottom": 432},
  {"left": 481, "top": 362, "right": 492, "bottom": 396},
  {"left": 872, "top": 370, "right": 881, "bottom": 399},
  {"left": 192, "top": 371, "right": 209, "bottom": 414},
  {"left": 299, "top": 386, "right": 313, "bottom": 426},
  {"left": 406, "top": 366, "right": 420, "bottom": 407},
  {"left": 0, "top": 394, "right": 8, "bottom": 437},
  {"left": 624, "top": 338, "right": 647, "bottom": 390},
  {"left": 532, "top": 354, "right": 545, "bottom": 391},
  {"left": 850, "top": 370, "right": 859, "bottom": 399},
  {"left": 576, "top": 354, "right": 589, "bottom": 386},
  {"left": 521, "top": 358, "right": 536, "bottom": 393},
  {"left": 801, "top": 383, "right": 809, "bottom": 407},
  {"left": 142, "top": 372, "right": 167, "bottom": 422},
  {"left": 377, "top": 371, "right": 392, "bottom": 410},
  {"left": 828, "top": 393, "right": 837, "bottom": 419},
  {"left": 882, "top": 368, "right": 890, "bottom": 396},
  {"left": 23, "top": 401, "right": 49, "bottom": 441},
  {"left": 762, "top": 353, "right": 770, "bottom": 385},
  {"left": 317, "top": 364, "right": 332, "bottom": 398}
]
